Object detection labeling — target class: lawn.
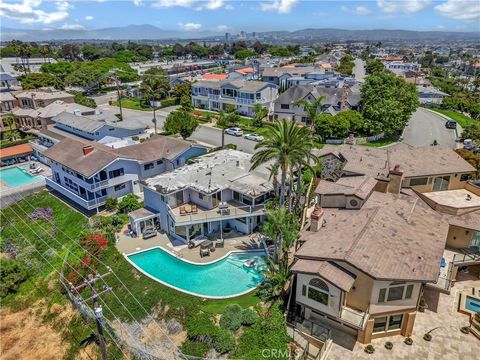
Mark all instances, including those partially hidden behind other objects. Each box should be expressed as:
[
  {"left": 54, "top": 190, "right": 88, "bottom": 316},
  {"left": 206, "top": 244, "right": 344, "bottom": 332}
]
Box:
[
  {"left": 112, "top": 98, "right": 156, "bottom": 111},
  {"left": 361, "top": 135, "right": 399, "bottom": 148},
  {"left": 0, "top": 191, "right": 270, "bottom": 358},
  {"left": 426, "top": 107, "right": 477, "bottom": 128}
]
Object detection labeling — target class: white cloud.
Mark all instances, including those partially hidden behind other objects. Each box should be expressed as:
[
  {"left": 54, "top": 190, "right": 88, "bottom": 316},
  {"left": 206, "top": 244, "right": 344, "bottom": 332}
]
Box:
[
  {"left": 177, "top": 22, "right": 202, "bottom": 31},
  {"left": 84, "top": 15, "right": 93, "bottom": 21},
  {"left": 435, "top": 0, "right": 480, "bottom": 21},
  {"left": 0, "top": 0, "right": 69, "bottom": 24},
  {"left": 436, "top": 25, "right": 445, "bottom": 30},
  {"left": 377, "top": 0, "right": 431, "bottom": 14},
  {"left": 216, "top": 24, "right": 230, "bottom": 32},
  {"left": 260, "top": 0, "right": 298, "bottom": 14},
  {"left": 153, "top": 0, "right": 228, "bottom": 10},
  {"left": 61, "top": 23, "right": 85, "bottom": 30},
  {"left": 133, "top": 0, "right": 142, "bottom": 6},
  {"left": 341, "top": 5, "right": 371, "bottom": 15}
]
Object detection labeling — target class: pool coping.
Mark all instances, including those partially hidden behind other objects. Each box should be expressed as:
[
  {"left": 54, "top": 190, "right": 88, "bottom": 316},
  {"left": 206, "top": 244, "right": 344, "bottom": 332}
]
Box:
[
  {"left": 458, "top": 290, "right": 480, "bottom": 316},
  {"left": 123, "top": 245, "right": 268, "bottom": 299}
]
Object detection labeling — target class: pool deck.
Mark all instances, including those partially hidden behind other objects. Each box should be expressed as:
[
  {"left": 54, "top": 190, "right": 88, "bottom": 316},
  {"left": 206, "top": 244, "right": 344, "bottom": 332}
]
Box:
[{"left": 116, "top": 226, "right": 265, "bottom": 263}]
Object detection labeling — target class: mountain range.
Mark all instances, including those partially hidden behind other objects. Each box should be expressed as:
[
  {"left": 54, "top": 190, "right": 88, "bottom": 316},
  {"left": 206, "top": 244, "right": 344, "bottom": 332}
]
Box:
[{"left": 1, "top": 25, "right": 479, "bottom": 42}]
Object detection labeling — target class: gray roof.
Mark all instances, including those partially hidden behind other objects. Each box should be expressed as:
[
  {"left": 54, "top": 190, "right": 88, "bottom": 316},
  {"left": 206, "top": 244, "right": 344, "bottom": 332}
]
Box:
[
  {"left": 144, "top": 149, "right": 273, "bottom": 197},
  {"left": 38, "top": 129, "right": 65, "bottom": 141},
  {"left": 193, "top": 79, "right": 276, "bottom": 92},
  {"left": 38, "top": 100, "right": 94, "bottom": 119},
  {"left": 53, "top": 111, "right": 143, "bottom": 132},
  {"left": 0, "top": 73, "right": 16, "bottom": 81},
  {"left": 275, "top": 85, "right": 360, "bottom": 108},
  {"left": 316, "top": 176, "right": 377, "bottom": 200}
]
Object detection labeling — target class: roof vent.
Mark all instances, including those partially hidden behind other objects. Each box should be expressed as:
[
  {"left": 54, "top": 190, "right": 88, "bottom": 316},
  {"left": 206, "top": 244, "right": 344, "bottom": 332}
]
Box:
[
  {"left": 82, "top": 145, "right": 94, "bottom": 156},
  {"left": 73, "top": 110, "right": 82, "bottom": 116}
]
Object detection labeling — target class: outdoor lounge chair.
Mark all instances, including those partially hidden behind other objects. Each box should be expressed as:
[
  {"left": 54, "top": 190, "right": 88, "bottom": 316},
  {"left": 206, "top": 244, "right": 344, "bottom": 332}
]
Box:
[
  {"left": 200, "top": 247, "right": 210, "bottom": 258},
  {"left": 191, "top": 204, "right": 198, "bottom": 213},
  {"left": 142, "top": 227, "right": 157, "bottom": 239},
  {"left": 215, "top": 238, "right": 224, "bottom": 248},
  {"left": 180, "top": 206, "right": 187, "bottom": 216}
]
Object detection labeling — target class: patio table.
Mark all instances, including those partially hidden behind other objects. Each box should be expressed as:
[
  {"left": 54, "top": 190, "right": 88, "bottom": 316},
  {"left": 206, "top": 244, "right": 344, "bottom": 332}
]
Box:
[{"left": 200, "top": 240, "right": 213, "bottom": 249}]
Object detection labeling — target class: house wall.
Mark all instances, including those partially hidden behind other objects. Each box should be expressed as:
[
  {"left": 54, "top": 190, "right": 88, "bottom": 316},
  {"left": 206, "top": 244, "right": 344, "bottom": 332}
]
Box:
[
  {"left": 405, "top": 172, "right": 470, "bottom": 193},
  {"left": 336, "top": 261, "right": 373, "bottom": 312},
  {"left": 54, "top": 122, "right": 144, "bottom": 141},
  {"left": 368, "top": 280, "right": 421, "bottom": 315},
  {"left": 296, "top": 273, "right": 343, "bottom": 319},
  {"left": 446, "top": 225, "right": 474, "bottom": 249},
  {"left": 319, "top": 194, "right": 346, "bottom": 208}
]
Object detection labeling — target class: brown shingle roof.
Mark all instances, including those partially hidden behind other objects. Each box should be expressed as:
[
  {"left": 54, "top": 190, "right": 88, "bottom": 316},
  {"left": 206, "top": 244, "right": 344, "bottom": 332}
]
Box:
[
  {"left": 43, "top": 136, "right": 192, "bottom": 178},
  {"left": 315, "top": 176, "right": 377, "bottom": 200},
  {"left": 296, "top": 192, "right": 448, "bottom": 282},
  {"left": 291, "top": 259, "right": 356, "bottom": 292}
]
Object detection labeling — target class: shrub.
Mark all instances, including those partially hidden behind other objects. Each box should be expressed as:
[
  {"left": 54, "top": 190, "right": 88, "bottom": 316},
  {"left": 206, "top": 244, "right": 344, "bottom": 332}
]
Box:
[
  {"left": 385, "top": 341, "right": 393, "bottom": 350},
  {"left": 104, "top": 198, "right": 118, "bottom": 212},
  {"left": 213, "top": 328, "right": 236, "bottom": 354},
  {"left": 132, "top": 136, "right": 139, "bottom": 141},
  {"left": 365, "top": 344, "right": 375, "bottom": 354},
  {"left": 180, "top": 339, "right": 210, "bottom": 358},
  {"left": 220, "top": 304, "right": 243, "bottom": 331},
  {"left": 82, "top": 233, "right": 109, "bottom": 257},
  {"left": 186, "top": 314, "right": 217, "bottom": 344},
  {"left": 160, "top": 98, "right": 176, "bottom": 108},
  {"left": 241, "top": 308, "right": 258, "bottom": 326},
  {"left": 0, "top": 258, "right": 30, "bottom": 298},
  {"left": 118, "top": 194, "right": 141, "bottom": 213}
]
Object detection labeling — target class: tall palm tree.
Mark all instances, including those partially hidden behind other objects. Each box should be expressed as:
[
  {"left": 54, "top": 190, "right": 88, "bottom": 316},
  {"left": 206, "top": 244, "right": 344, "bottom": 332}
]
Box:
[
  {"left": 262, "top": 258, "right": 292, "bottom": 299},
  {"left": 250, "top": 118, "right": 318, "bottom": 206},
  {"left": 295, "top": 96, "right": 324, "bottom": 127}
]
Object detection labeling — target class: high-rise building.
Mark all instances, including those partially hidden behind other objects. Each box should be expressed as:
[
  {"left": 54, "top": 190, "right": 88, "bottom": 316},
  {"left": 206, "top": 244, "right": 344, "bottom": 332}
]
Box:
[
  {"left": 252, "top": 32, "right": 256, "bottom": 38},
  {"left": 225, "top": 32, "right": 231, "bottom": 44}
]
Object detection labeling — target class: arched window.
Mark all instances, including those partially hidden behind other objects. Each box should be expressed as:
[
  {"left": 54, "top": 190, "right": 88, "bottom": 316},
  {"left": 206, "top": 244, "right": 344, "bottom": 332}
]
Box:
[{"left": 309, "top": 278, "right": 329, "bottom": 292}]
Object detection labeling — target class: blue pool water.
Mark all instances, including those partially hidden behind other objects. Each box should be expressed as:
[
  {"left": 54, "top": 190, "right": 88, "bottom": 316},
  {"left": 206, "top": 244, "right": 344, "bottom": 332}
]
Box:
[
  {"left": 0, "top": 166, "right": 43, "bottom": 187},
  {"left": 128, "top": 248, "right": 266, "bottom": 298},
  {"left": 466, "top": 296, "right": 480, "bottom": 312}
]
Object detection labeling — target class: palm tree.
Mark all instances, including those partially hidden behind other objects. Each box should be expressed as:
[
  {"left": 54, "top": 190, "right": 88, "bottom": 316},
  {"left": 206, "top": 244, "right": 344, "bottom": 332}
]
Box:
[
  {"left": 250, "top": 118, "right": 318, "bottom": 206},
  {"left": 2, "top": 116, "right": 16, "bottom": 131},
  {"left": 252, "top": 103, "right": 268, "bottom": 128},
  {"left": 39, "top": 44, "right": 52, "bottom": 63},
  {"left": 294, "top": 96, "right": 324, "bottom": 127},
  {"left": 262, "top": 258, "right": 292, "bottom": 299}
]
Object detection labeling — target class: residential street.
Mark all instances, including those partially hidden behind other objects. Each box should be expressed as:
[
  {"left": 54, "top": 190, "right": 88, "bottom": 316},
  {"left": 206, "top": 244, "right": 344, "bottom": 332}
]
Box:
[
  {"left": 402, "top": 108, "right": 457, "bottom": 148},
  {"left": 188, "top": 125, "right": 257, "bottom": 153},
  {"left": 353, "top": 58, "right": 366, "bottom": 82}
]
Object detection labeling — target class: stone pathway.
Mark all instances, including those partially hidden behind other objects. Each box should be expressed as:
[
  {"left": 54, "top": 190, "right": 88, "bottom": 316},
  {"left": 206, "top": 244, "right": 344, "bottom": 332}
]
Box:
[{"left": 325, "top": 275, "right": 480, "bottom": 360}]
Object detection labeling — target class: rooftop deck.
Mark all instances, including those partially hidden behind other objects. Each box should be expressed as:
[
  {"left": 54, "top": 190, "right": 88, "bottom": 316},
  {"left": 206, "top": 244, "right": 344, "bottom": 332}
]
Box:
[
  {"left": 168, "top": 201, "right": 266, "bottom": 225},
  {"left": 116, "top": 225, "right": 265, "bottom": 263}
]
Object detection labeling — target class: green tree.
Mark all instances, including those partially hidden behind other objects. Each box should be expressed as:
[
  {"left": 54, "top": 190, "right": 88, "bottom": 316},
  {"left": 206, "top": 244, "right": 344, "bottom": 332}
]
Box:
[
  {"left": 21, "top": 73, "right": 64, "bottom": 90},
  {"left": 234, "top": 49, "right": 257, "bottom": 59},
  {"left": 335, "top": 110, "right": 365, "bottom": 134},
  {"left": 361, "top": 72, "right": 419, "bottom": 135},
  {"left": 217, "top": 105, "right": 240, "bottom": 128},
  {"left": 461, "top": 123, "right": 480, "bottom": 142},
  {"left": 336, "top": 54, "right": 355, "bottom": 75},
  {"left": 365, "top": 58, "right": 385, "bottom": 75},
  {"left": 7, "top": 130, "right": 21, "bottom": 142},
  {"left": 140, "top": 67, "right": 170, "bottom": 103},
  {"left": 295, "top": 96, "right": 324, "bottom": 127},
  {"left": 0, "top": 258, "right": 30, "bottom": 298},
  {"left": 252, "top": 103, "right": 267, "bottom": 128},
  {"left": 171, "top": 82, "right": 192, "bottom": 103},
  {"left": 40, "top": 61, "right": 75, "bottom": 81},
  {"left": 118, "top": 194, "right": 141, "bottom": 213},
  {"left": 39, "top": 44, "right": 52, "bottom": 62},
  {"left": 82, "top": 44, "right": 102, "bottom": 61},
  {"left": 250, "top": 119, "right": 318, "bottom": 205},
  {"left": 2, "top": 116, "right": 16, "bottom": 131},
  {"left": 68, "top": 90, "right": 97, "bottom": 108},
  {"left": 164, "top": 110, "right": 199, "bottom": 139}
]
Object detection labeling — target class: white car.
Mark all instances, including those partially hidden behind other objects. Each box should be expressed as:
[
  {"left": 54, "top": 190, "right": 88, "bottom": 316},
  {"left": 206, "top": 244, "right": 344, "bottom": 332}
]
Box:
[
  {"left": 225, "top": 127, "right": 243, "bottom": 136},
  {"left": 244, "top": 133, "right": 264, "bottom": 142}
]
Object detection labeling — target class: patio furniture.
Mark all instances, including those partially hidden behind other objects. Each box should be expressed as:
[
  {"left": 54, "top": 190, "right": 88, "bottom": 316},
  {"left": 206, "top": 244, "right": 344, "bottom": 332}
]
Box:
[
  {"left": 191, "top": 204, "right": 198, "bottom": 213},
  {"left": 200, "top": 247, "right": 210, "bottom": 258},
  {"left": 188, "top": 235, "right": 207, "bottom": 249},
  {"left": 142, "top": 227, "right": 157, "bottom": 239},
  {"left": 215, "top": 238, "right": 224, "bottom": 248},
  {"left": 200, "top": 239, "right": 213, "bottom": 249},
  {"left": 180, "top": 206, "right": 187, "bottom": 216}
]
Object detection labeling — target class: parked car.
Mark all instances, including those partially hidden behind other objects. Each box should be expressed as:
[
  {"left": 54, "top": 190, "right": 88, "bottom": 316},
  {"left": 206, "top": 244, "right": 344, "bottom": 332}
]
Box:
[
  {"left": 225, "top": 127, "right": 243, "bottom": 136},
  {"left": 463, "top": 139, "right": 478, "bottom": 151},
  {"left": 244, "top": 133, "right": 264, "bottom": 142},
  {"left": 445, "top": 120, "right": 457, "bottom": 129}
]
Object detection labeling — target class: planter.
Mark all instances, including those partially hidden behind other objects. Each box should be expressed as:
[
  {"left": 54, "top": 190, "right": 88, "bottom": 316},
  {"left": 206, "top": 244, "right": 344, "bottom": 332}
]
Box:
[
  {"left": 404, "top": 337, "right": 413, "bottom": 345},
  {"left": 423, "top": 333, "right": 432, "bottom": 342},
  {"left": 385, "top": 341, "right": 393, "bottom": 350},
  {"left": 461, "top": 326, "right": 470, "bottom": 334},
  {"left": 364, "top": 345, "right": 375, "bottom": 354}
]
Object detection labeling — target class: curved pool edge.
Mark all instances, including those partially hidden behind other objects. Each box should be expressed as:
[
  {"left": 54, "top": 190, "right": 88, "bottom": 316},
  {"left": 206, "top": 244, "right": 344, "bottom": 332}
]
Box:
[{"left": 123, "top": 246, "right": 268, "bottom": 299}]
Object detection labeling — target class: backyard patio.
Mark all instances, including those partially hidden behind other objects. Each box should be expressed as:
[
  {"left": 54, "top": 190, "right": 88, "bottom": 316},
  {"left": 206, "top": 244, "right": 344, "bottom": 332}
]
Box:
[{"left": 116, "top": 225, "right": 265, "bottom": 263}]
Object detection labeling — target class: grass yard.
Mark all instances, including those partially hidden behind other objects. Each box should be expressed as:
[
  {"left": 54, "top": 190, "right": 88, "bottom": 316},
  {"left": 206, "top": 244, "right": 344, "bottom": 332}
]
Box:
[
  {"left": 112, "top": 98, "right": 156, "bottom": 111},
  {"left": 426, "top": 107, "right": 477, "bottom": 128},
  {"left": 0, "top": 191, "right": 271, "bottom": 359},
  {"left": 361, "top": 135, "right": 399, "bottom": 148}
]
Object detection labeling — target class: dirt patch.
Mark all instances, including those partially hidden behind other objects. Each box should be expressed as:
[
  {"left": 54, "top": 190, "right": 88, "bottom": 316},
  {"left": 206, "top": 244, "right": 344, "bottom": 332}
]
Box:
[{"left": 0, "top": 303, "right": 69, "bottom": 360}]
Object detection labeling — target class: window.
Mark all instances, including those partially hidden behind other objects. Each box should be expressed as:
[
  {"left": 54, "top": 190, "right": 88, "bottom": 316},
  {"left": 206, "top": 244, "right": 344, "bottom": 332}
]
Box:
[
  {"left": 405, "top": 284, "right": 414, "bottom": 299},
  {"left": 378, "top": 288, "right": 386, "bottom": 303},
  {"left": 199, "top": 193, "right": 204, "bottom": 200},
  {"left": 144, "top": 162, "right": 154, "bottom": 171},
  {"left": 114, "top": 183, "right": 126, "bottom": 191},
  {"left": 108, "top": 168, "right": 124, "bottom": 179},
  {"left": 281, "top": 104, "right": 290, "bottom": 109},
  {"left": 302, "top": 285, "right": 307, "bottom": 296},
  {"left": 409, "top": 177, "right": 428, "bottom": 186},
  {"left": 233, "top": 191, "right": 241, "bottom": 202},
  {"left": 156, "top": 160, "right": 164, "bottom": 165},
  {"left": 387, "top": 286, "right": 405, "bottom": 301},
  {"left": 243, "top": 195, "right": 252, "bottom": 205},
  {"left": 373, "top": 317, "right": 387, "bottom": 333},
  {"left": 388, "top": 314, "right": 403, "bottom": 330},
  {"left": 460, "top": 173, "right": 471, "bottom": 182},
  {"left": 308, "top": 287, "right": 328, "bottom": 305}
]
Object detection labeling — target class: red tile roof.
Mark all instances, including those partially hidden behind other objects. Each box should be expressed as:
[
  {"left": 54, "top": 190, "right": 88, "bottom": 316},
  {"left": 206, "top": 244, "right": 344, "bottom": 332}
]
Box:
[
  {"left": 0, "top": 143, "right": 33, "bottom": 160},
  {"left": 201, "top": 73, "right": 228, "bottom": 80}
]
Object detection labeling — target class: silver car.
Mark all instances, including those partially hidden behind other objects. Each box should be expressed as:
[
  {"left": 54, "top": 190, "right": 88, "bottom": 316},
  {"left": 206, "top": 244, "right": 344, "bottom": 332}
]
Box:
[
  {"left": 225, "top": 127, "right": 243, "bottom": 136},
  {"left": 244, "top": 133, "right": 264, "bottom": 142}
]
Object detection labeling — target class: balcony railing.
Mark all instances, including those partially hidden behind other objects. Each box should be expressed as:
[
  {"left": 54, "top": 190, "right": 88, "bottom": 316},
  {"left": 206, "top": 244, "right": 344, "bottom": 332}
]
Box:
[
  {"left": 46, "top": 177, "right": 107, "bottom": 210},
  {"left": 452, "top": 252, "right": 480, "bottom": 265},
  {"left": 340, "top": 306, "right": 369, "bottom": 329},
  {"left": 168, "top": 202, "right": 266, "bottom": 225},
  {"left": 428, "top": 261, "right": 453, "bottom": 293}
]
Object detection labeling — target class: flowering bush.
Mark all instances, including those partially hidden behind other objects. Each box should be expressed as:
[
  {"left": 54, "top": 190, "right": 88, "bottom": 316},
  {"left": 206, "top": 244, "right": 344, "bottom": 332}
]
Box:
[
  {"left": 82, "top": 233, "right": 109, "bottom": 258},
  {"left": 29, "top": 207, "right": 53, "bottom": 222}
]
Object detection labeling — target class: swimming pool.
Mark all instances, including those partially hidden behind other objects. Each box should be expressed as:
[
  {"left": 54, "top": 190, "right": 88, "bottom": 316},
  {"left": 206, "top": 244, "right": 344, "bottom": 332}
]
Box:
[
  {"left": 466, "top": 296, "right": 480, "bottom": 313},
  {"left": 0, "top": 166, "right": 43, "bottom": 187},
  {"left": 127, "top": 248, "right": 267, "bottom": 298}
]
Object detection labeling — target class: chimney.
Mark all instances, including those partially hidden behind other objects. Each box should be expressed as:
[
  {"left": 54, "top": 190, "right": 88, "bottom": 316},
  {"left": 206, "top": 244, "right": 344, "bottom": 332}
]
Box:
[
  {"left": 73, "top": 109, "right": 82, "bottom": 116},
  {"left": 82, "top": 145, "right": 94, "bottom": 156},
  {"left": 388, "top": 164, "right": 404, "bottom": 194},
  {"left": 310, "top": 205, "right": 325, "bottom": 232}
]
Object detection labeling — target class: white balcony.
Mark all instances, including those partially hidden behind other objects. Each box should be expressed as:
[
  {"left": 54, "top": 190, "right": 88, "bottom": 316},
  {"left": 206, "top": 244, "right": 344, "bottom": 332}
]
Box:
[
  {"left": 168, "top": 201, "right": 266, "bottom": 225},
  {"left": 46, "top": 177, "right": 106, "bottom": 210},
  {"left": 340, "top": 306, "right": 369, "bottom": 329}
]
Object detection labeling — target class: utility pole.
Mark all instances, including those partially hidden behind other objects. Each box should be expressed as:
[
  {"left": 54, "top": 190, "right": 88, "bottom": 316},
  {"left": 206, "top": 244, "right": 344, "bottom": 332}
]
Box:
[
  {"left": 70, "top": 270, "right": 112, "bottom": 360},
  {"left": 110, "top": 70, "right": 123, "bottom": 122}
]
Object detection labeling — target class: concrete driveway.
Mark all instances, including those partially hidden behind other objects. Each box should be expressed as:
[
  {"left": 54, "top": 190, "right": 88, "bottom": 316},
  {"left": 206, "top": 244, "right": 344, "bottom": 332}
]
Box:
[
  {"left": 402, "top": 108, "right": 457, "bottom": 149},
  {"left": 188, "top": 125, "right": 257, "bottom": 153},
  {"left": 353, "top": 58, "right": 366, "bottom": 82}
]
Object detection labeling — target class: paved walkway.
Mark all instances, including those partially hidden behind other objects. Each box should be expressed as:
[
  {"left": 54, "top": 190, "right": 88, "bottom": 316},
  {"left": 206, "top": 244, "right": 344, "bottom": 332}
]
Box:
[{"left": 325, "top": 274, "right": 480, "bottom": 359}]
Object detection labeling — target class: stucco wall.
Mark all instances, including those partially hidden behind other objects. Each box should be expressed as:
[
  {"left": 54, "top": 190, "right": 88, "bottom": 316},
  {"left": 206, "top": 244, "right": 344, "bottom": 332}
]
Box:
[
  {"left": 296, "top": 273, "right": 342, "bottom": 319},
  {"left": 446, "top": 225, "right": 474, "bottom": 249}
]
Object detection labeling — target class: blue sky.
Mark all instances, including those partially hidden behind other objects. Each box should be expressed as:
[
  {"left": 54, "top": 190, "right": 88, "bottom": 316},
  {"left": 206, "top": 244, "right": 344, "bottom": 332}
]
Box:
[{"left": 0, "top": 1, "right": 479, "bottom": 32}]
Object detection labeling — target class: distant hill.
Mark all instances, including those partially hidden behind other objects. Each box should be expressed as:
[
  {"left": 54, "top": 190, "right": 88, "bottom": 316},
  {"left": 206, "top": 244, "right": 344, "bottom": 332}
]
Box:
[{"left": 1, "top": 25, "right": 478, "bottom": 42}]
